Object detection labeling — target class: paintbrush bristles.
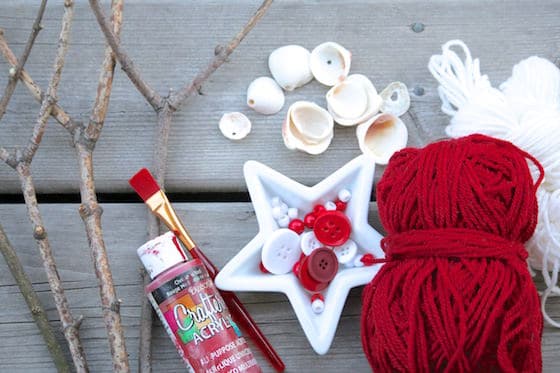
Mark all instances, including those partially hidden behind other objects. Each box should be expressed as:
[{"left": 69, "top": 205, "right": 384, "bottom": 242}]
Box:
[{"left": 129, "top": 168, "right": 160, "bottom": 201}]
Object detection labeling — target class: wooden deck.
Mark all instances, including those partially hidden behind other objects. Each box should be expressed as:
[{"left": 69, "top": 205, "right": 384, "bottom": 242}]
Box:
[{"left": 1, "top": 0, "right": 559, "bottom": 371}]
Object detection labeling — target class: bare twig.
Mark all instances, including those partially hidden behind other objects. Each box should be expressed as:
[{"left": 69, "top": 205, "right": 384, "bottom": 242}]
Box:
[
  {"left": 0, "top": 1, "right": 89, "bottom": 371},
  {"left": 0, "top": 0, "right": 47, "bottom": 122},
  {"left": 88, "top": 0, "right": 163, "bottom": 111},
  {"left": 168, "top": 0, "right": 273, "bottom": 110},
  {"left": 0, "top": 223, "right": 71, "bottom": 373},
  {"left": 88, "top": 1, "right": 274, "bottom": 371},
  {"left": 17, "top": 163, "right": 88, "bottom": 372},
  {"left": 21, "top": 0, "right": 74, "bottom": 164},
  {"left": 71, "top": 1, "right": 130, "bottom": 370},
  {"left": 0, "top": 33, "right": 74, "bottom": 131},
  {"left": 2, "top": 1, "right": 130, "bottom": 369}
]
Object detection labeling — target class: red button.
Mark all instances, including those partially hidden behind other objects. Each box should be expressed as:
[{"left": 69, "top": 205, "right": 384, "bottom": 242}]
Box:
[
  {"left": 313, "top": 210, "right": 351, "bottom": 246},
  {"left": 307, "top": 248, "right": 338, "bottom": 283},
  {"left": 297, "top": 248, "right": 338, "bottom": 292}
]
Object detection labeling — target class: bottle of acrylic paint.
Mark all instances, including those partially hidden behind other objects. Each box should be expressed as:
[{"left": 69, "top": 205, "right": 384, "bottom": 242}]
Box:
[{"left": 138, "top": 231, "right": 262, "bottom": 373}]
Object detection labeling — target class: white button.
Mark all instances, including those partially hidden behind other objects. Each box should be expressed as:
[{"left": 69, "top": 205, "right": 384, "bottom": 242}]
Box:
[
  {"left": 324, "top": 201, "right": 337, "bottom": 211},
  {"left": 311, "top": 298, "right": 325, "bottom": 314},
  {"left": 279, "top": 202, "right": 289, "bottom": 214},
  {"left": 353, "top": 254, "right": 364, "bottom": 267},
  {"left": 261, "top": 229, "right": 301, "bottom": 275},
  {"left": 338, "top": 189, "right": 351, "bottom": 202},
  {"left": 287, "top": 207, "right": 299, "bottom": 219},
  {"left": 333, "top": 239, "right": 357, "bottom": 264},
  {"left": 300, "top": 231, "right": 324, "bottom": 255},
  {"left": 271, "top": 196, "right": 282, "bottom": 207},
  {"left": 277, "top": 214, "right": 290, "bottom": 228}
]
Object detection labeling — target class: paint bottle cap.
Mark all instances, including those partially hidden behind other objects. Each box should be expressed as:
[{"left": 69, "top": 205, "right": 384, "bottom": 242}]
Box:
[{"left": 137, "top": 231, "right": 186, "bottom": 279}]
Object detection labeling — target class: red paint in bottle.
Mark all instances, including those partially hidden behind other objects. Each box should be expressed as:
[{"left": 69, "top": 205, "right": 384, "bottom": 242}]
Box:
[{"left": 138, "top": 232, "right": 261, "bottom": 373}]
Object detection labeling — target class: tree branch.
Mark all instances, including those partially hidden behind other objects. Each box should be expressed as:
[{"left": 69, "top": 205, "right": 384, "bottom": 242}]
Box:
[
  {"left": 21, "top": 0, "right": 75, "bottom": 163},
  {"left": 0, "top": 33, "right": 75, "bottom": 131},
  {"left": 16, "top": 163, "right": 89, "bottom": 372},
  {"left": 0, "top": 0, "right": 47, "bottom": 122},
  {"left": 85, "top": 0, "right": 123, "bottom": 142},
  {"left": 0, "top": 223, "right": 71, "bottom": 373},
  {"left": 0, "top": 2, "right": 90, "bottom": 371},
  {"left": 71, "top": 1, "right": 130, "bottom": 371},
  {"left": 88, "top": 0, "right": 163, "bottom": 111},
  {"left": 168, "top": 0, "right": 273, "bottom": 110}
]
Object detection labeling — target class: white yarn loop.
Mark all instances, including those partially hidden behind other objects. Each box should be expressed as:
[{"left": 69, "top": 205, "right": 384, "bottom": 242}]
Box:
[
  {"left": 428, "top": 40, "right": 492, "bottom": 116},
  {"left": 429, "top": 40, "right": 560, "bottom": 327}
]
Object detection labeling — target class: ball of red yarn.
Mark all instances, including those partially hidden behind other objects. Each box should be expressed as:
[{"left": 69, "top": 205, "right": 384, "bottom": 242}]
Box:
[{"left": 361, "top": 134, "right": 544, "bottom": 372}]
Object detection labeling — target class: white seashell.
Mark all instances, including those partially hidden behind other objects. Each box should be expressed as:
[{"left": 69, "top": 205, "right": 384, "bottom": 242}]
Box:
[
  {"left": 379, "top": 81, "right": 410, "bottom": 117},
  {"left": 268, "top": 45, "right": 314, "bottom": 91},
  {"left": 219, "top": 112, "right": 252, "bottom": 140},
  {"left": 282, "top": 101, "right": 334, "bottom": 155},
  {"left": 326, "top": 74, "right": 382, "bottom": 126},
  {"left": 356, "top": 113, "right": 408, "bottom": 165},
  {"left": 310, "top": 42, "right": 352, "bottom": 86},
  {"left": 247, "top": 77, "right": 285, "bottom": 115}
]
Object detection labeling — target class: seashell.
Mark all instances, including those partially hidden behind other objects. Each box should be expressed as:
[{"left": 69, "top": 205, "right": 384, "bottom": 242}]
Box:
[
  {"left": 379, "top": 81, "right": 410, "bottom": 117},
  {"left": 326, "top": 74, "right": 382, "bottom": 126},
  {"left": 310, "top": 42, "right": 352, "bottom": 86},
  {"left": 282, "top": 101, "right": 334, "bottom": 155},
  {"left": 219, "top": 112, "right": 252, "bottom": 140},
  {"left": 247, "top": 77, "right": 285, "bottom": 115},
  {"left": 356, "top": 113, "right": 408, "bottom": 165},
  {"left": 268, "top": 45, "right": 314, "bottom": 91}
]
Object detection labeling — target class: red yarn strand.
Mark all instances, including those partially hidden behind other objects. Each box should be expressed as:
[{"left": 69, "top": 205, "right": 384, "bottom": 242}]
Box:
[{"left": 361, "top": 134, "right": 543, "bottom": 373}]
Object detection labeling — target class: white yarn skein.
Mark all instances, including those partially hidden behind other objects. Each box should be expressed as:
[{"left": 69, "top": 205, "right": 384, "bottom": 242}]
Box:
[{"left": 428, "top": 40, "right": 560, "bottom": 328}]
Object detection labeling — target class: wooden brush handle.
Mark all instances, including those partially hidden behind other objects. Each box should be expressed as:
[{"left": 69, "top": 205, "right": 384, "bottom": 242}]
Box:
[{"left": 191, "top": 246, "right": 285, "bottom": 372}]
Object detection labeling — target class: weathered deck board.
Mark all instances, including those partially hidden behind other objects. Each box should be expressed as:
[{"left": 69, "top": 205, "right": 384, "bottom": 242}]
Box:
[
  {"left": 0, "top": 203, "right": 559, "bottom": 372},
  {"left": 1, "top": 0, "right": 559, "bottom": 193},
  {"left": 2, "top": 1, "right": 560, "bottom": 372}
]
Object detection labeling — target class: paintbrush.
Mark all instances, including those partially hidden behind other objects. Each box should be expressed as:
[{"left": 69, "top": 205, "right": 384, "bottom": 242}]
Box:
[{"left": 129, "top": 168, "right": 285, "bottom": 372}]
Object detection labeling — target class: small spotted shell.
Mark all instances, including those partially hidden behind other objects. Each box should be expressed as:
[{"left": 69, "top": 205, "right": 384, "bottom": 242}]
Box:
[{"left": 219, "top": 112, "right": 252, "bottom": 140}]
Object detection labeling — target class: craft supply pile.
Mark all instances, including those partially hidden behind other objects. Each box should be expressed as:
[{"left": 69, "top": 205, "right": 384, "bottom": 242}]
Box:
[
  {"left": 259, "top": 191, "right": 376, "bottom": 313},
  {"left": 128, "top": 39, "right": 560, "bottom": 372}
]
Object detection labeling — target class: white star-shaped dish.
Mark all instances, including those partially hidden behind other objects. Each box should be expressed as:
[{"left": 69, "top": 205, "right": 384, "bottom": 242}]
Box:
[{"left": 214, "top": 155, "right": 384, "bottom": 354}]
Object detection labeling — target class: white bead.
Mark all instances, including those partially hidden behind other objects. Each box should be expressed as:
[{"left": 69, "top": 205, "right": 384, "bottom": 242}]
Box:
[
  {"left": 311, "top": 299, "right": 325, "bottom": 314},
  {"left": 279, "top": 202, "right": 289, "bottom": 214},
  {"left": 271, "top": 206, "right": 285, "bottom": 220},
  {"left": 338, "top": 189, "right": 351, "bottom": 202},
  {"left": 277, "top": 214, "right": 290, "bottom": 228},
  {"left": 287, "top": 207, "right": 299, "bottom": 219},
  {"left": 324, "top": 201, "right": 337, "bottom": 211},
  {"left": 353, "top": 255, "right": 364, "bottom": 267},
  {"left": 271, "top": 196, "right": 282, "bottom": 207}
]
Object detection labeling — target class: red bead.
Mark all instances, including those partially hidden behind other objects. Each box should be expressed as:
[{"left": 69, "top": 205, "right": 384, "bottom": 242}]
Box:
[
  {"left": 361, "top": 253, "right": 376, "bottom": 266},
  {"left": 313, "top": 204, "right": 326, "bottom": 215},
  {"left": 288, "top": 219, "right": 305, "bottom": 234},
  {"left": 311, "top": 293, "right": 324, "bottom": 302},
  {"left": 335, "top": 200, "right": 347, "bottom": 211},
  {"left": 303, "top": 213, "right": 317, "bottom": 229},
  {"left": 292, "top": 260, "right": 301, "bottom": 275},
  {"left": 313, "top": 210, "right": 352, "bottom": 246},
  {"left": 259, "top": 261, "right": 269, "bottom": 273}
]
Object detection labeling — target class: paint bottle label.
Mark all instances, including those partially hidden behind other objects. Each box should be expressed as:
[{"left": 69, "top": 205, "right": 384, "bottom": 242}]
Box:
[{"left": 147, "top": 259, "right": 261, "bottom": 373}]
